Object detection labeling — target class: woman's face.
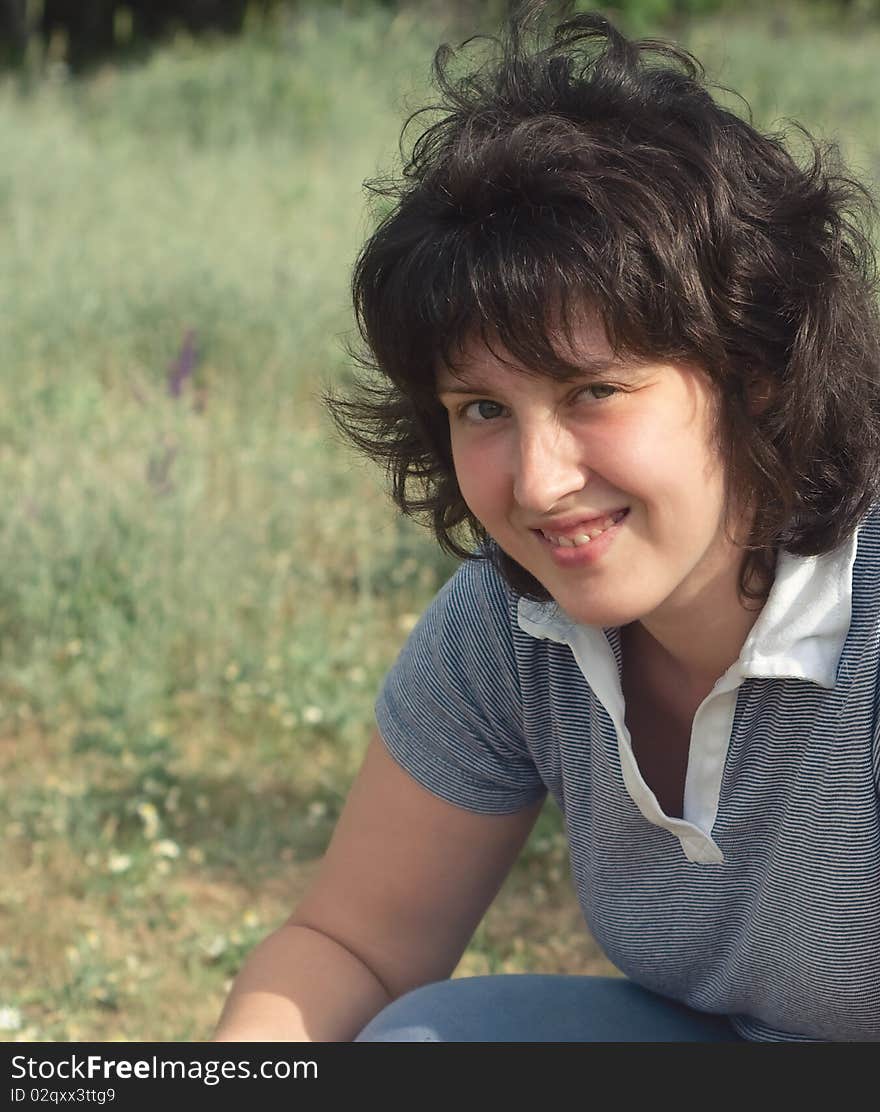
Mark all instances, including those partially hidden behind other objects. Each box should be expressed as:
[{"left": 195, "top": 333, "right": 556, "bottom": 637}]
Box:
[{"left": 436, "top": 320, "right": 750, "bottom": 633}]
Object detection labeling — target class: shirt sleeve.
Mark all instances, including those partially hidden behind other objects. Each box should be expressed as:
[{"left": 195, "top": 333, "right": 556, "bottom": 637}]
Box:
[{"left": 375, "top": 554, "right": 547, "bottom": 814}]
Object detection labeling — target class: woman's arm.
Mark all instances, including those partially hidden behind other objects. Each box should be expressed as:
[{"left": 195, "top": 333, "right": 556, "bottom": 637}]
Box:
[{"left": 213, "top": 729, "right": 545, "bottom": 1041}]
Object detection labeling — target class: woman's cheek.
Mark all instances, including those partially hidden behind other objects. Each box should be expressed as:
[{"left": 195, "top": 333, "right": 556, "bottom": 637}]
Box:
[{"left": 454, "top": 439, "right": 502, "bottom": 516}]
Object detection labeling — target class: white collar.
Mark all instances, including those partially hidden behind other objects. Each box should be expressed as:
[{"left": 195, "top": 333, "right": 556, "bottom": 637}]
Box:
[{"left": 517, "top": 527, "right": 861, "bottom": 690}]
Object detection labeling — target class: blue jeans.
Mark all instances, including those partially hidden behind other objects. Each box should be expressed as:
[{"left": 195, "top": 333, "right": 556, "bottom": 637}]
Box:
[{"left": 355, "top": 975, "right": 743, "bottom": 1042}]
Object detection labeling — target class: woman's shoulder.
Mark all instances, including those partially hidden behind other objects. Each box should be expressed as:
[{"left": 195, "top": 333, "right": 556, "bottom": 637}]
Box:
[
  {"left": 402, "top": 549, "right": 550, "bottom": 696},
  {"left": 432, "top": 548, "right": 522, "bottom": 629},
  {"left": 859, "top": 499, "right": 880, "bottom": 548}
]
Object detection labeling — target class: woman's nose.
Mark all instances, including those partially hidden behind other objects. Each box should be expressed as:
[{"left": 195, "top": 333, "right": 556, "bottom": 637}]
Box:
[{"left": 511, "top": 421, "right": 587, "bottom": 513}]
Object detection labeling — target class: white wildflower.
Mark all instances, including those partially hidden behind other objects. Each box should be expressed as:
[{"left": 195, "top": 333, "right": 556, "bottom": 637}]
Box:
[
  {"left": 0, "top": 1006, "right": 22, "bottom": 1031},
  {"left": 152, "top": 839, "right": 180, "bottom": 859},
  {"left": 203, "top": 935, "right": 227, "bottom": 959},
  {"left": 136, "top": 802, "right": 160, "bottom": 839},
  {"left": 307, "top": 801, "right": 327, "bottom": 826}
]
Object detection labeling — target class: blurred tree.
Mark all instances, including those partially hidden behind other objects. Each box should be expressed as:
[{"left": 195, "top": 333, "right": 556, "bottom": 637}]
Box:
[
  {"left": 0, "top": 0, "right": 251, "bottom": 70},
  {"left": 3, "top": 0, "right": 880, "bottom": 71},
  {"left": 42, "top": 0, "right": 116, "bottom": 68},
  {"left": 0, "top": 0, "right": 29, "bottom": 64}
]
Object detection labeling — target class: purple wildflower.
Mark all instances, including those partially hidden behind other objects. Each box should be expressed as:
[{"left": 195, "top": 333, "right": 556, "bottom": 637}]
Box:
[{"left": 168, "top": 329, "right": 198, "bottom": 398}]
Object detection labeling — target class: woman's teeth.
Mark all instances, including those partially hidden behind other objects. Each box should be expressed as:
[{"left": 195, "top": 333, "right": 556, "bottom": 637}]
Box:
[{"left": 541, "top": 509, "right": 627, "bottom": 548}]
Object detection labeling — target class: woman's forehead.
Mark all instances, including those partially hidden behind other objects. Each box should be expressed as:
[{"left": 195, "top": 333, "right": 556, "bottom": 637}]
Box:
[{"left": 436, "top": 314, "right": 621, "bottom": 387}]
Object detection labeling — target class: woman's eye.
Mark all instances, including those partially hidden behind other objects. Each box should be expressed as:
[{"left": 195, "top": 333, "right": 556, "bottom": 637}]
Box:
[
  {"left": 581, "top": 383, "right": 618, "bottom": 401},
  {"left": 454, "top": 384, "right": 618, "bottom": 423},
  {"left": 461, "top": 399, "right": 505, "bottom": 422}
]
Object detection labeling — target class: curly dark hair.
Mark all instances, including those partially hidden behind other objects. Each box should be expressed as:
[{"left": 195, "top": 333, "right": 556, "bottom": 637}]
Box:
[{"left": 323, "top": 2, "right": 880, "bottom": 607}]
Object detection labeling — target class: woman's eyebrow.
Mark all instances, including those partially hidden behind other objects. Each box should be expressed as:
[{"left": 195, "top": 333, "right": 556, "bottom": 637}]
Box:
[
  {"left": 437, "top": 357, "right": 633, "bottom": 394},
  {"left": 436, "top": 380, "right": 494, "bottom": 395}
]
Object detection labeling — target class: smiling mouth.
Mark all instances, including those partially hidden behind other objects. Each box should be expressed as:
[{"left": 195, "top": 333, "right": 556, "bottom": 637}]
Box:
[{"left": 537, "top": 509, "right": 629, "bottom": 548}]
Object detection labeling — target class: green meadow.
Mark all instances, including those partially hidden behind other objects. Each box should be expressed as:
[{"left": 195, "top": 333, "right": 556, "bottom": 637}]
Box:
[{"left": 1, "top": 3, "right": 878, "bottom": 1040}]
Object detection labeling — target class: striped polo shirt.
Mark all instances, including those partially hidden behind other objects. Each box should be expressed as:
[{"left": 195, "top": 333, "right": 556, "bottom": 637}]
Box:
[{"left": 375, "top": 501, "right": 880, "bottom": 1042}]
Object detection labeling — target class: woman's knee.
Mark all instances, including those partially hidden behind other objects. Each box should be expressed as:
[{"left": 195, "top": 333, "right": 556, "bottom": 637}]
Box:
[
  {"left": 355, "top": 978, "right": 469, "bottom": 1042},
  {"left": 354, "top": 974, "right": 742, "bottom": 1042}
]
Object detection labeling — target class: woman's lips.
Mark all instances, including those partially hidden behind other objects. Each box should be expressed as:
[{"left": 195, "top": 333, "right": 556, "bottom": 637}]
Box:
[
  {"left": 535, "top": 508, "right": 629, "bottom": 547},
  {"left": 531, "top": 507, "right": 629, "bottom": 568}
]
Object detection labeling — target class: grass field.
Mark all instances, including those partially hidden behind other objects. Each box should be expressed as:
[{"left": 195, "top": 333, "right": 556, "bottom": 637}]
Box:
[{"left": 1, "top": 1, "right": 879, "bottom": 1040}]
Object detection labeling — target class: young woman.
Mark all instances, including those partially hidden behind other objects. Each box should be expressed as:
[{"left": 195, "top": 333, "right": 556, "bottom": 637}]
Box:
[{"left": 215, "top": 5, "right": 880, "bottom": 1042}]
